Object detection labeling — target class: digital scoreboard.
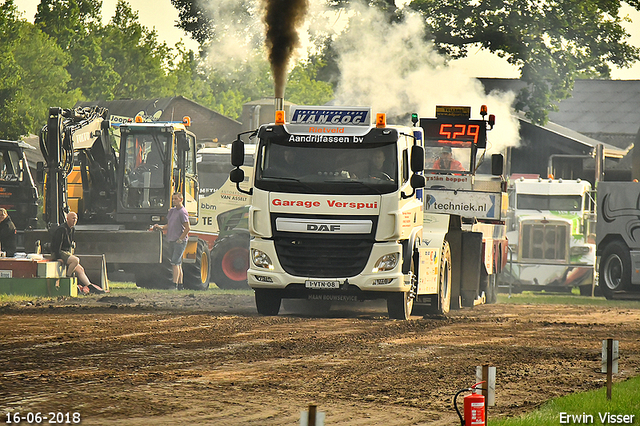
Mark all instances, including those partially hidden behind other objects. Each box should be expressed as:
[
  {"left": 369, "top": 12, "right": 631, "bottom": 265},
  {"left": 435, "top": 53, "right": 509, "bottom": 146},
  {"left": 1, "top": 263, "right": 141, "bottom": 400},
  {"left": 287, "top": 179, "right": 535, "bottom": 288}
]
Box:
[{"left": 420, "top": 106, "right": 489, "bottom": 148}]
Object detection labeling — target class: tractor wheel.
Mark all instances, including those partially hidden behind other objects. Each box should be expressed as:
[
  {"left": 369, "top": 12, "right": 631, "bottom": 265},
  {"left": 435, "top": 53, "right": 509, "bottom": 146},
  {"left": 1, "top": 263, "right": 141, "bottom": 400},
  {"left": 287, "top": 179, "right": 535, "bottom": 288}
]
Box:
[
  {"left": 183, "top": 239, "right": 211, "bottom": 291},
  {"left": 600, "top": 241, "right": 631, "bottom": 300},
  {"left": 210, "top": 233, "right": 250, "bottom": 289}
]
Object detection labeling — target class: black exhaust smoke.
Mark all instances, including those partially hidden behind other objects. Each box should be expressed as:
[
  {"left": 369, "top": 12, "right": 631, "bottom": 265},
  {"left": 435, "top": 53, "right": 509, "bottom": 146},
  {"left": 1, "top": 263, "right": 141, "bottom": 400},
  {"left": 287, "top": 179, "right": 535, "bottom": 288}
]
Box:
[{"left": 262, "top": 0, "right": 309, "bottom": 99}]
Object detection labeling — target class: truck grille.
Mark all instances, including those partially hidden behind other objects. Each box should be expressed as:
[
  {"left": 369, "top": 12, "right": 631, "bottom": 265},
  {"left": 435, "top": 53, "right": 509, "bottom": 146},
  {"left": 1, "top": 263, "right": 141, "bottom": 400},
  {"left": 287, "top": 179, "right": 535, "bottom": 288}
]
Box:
[
  {"left": 274, "top": 236, "right": 373, "bottom": 278},
  {"left": 520, "top": 222, "right": 569, "bottom": 262}
]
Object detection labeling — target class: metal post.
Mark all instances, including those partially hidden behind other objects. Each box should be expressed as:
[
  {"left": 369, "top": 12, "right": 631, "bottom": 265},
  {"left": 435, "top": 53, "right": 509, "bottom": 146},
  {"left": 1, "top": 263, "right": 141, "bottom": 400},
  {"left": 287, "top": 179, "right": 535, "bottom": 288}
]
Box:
[
  {"left": 308, "top": 404, "right": 317, "bottom": 426},
  {"left": 607, "top": 338, "right": 613, "bottom": 400}
]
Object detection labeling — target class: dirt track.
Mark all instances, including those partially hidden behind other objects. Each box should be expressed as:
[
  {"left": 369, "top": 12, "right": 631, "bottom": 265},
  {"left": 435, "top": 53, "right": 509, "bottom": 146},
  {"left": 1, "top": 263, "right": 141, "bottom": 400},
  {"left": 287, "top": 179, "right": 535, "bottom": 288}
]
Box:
[{"left": 1, "top": 291, "right": 639, "bottom": 425}]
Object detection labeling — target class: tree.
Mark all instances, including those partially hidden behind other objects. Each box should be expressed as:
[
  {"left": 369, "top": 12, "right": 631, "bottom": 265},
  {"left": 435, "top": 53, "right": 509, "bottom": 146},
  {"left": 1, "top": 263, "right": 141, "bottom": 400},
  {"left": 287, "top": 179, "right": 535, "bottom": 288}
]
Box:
[
  {"left": 98, "top": 1, "right": 175, "bottom": 99},
  {"left": 0, "top": 0, "right": 79, "bottom": 139},
  {"left": 35, "top": 0, "right": 121, "bottom": 100}
]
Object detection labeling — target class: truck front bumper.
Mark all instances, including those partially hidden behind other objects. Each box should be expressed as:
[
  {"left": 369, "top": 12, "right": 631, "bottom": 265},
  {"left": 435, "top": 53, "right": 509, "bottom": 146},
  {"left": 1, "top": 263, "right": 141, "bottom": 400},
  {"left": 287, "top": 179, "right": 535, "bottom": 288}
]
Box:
[{"left": 247, "top": 239, "right": 410, "bottom": 295}]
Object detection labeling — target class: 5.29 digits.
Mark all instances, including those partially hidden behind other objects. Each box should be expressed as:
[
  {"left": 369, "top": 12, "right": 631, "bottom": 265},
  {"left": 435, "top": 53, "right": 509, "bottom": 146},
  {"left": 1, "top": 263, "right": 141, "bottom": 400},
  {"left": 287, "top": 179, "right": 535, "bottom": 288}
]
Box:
[
  {"left": 438, "top": 123, "right": 480, "bottom": 144},
  {"left": 5, "top": 412, "right": 81, "bottom": 424}
]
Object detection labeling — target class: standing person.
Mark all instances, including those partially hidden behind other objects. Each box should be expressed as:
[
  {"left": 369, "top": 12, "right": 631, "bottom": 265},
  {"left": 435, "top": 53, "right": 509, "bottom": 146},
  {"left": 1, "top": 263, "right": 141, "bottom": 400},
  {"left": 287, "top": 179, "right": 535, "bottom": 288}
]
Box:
[
  {"left": 152, "top": 192, "right": 190, "bottom": 290},
  {"left": 0, "top": 208, "right": 17, "bottom": 257},
  {"left": 52, "top": 211, "right": 106, "bottom": 295}
]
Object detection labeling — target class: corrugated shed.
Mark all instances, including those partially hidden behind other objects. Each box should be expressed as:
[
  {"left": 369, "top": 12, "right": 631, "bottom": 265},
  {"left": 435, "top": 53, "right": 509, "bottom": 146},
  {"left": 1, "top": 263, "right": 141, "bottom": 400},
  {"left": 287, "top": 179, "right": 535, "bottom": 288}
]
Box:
[
  {"left": 479, "top": 78, "right": 640, "bottom": 150},
  {"left": 75, "top": 96, "right": 242, "bottom": 146}
]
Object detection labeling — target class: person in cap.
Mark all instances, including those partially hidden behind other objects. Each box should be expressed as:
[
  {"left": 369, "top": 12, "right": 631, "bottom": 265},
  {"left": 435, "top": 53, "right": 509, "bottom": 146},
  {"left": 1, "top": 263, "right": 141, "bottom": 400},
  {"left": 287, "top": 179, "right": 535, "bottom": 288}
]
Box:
[{"left": 432, "top": 146, "right": 464, "bottom": 171}]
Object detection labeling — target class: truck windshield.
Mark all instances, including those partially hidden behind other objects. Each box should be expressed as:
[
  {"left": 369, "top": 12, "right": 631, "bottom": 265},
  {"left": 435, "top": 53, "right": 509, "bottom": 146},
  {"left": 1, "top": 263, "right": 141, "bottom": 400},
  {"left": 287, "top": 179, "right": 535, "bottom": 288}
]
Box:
[
  {"left": 424, "top": 144, "right": 471, "bottom": 173},
  {"left": 517, "top": 194, "right": 583, "bottom": 211},
  {"left": 121, "top": 132, "right": 169, "bottom": 209},
  {"left": 0, "top": 149, "right": 23, "bottom": 182},
  {"left": 255, "top": 140, "right": 397, "bottom": 195}
]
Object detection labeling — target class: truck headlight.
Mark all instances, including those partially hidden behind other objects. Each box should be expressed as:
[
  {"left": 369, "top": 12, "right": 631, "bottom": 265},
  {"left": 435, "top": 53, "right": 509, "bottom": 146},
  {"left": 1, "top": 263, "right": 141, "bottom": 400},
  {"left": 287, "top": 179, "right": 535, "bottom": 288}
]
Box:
[
  {"left": 251, "top": 248, "right": 273, "bottom": 270},
  {"left": 373, "top": 253, "right": 399, "bottom": 272}
]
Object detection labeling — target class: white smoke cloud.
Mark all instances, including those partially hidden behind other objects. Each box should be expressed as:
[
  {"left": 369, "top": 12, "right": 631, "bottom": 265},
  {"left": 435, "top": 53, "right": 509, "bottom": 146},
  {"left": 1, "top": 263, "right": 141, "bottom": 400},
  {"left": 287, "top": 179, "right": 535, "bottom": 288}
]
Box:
[
  {"left": 331, "top": 2, "right": 520, "bottom": 152},
  {"left": 198, "top": 0, "right": 520, "bottom": 151},
  {"left": 199, "top": 0, "right": 265, "bottom": 72}
]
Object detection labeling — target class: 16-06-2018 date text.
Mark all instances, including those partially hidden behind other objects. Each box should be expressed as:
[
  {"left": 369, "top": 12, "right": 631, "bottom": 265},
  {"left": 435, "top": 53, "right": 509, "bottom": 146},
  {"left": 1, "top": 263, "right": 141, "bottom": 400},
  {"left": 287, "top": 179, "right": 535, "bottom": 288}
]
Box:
[{"left": 5, "top": 412, "right": 81, "bottom": 424}]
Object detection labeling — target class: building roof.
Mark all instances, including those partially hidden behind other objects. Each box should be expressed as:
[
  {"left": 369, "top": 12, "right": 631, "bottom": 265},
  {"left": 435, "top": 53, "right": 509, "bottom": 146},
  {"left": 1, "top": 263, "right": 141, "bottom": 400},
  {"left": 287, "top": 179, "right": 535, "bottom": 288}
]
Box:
[{"left": 479, "top": 78, "right": 640, "bottom": 149}]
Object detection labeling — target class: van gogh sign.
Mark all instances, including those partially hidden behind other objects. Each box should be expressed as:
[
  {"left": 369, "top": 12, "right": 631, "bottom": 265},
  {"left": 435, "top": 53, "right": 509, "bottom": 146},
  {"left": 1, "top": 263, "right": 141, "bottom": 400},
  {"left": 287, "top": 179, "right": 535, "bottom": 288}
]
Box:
[{"left": 289, "top": 106, "right": 371, "bottom": 126}]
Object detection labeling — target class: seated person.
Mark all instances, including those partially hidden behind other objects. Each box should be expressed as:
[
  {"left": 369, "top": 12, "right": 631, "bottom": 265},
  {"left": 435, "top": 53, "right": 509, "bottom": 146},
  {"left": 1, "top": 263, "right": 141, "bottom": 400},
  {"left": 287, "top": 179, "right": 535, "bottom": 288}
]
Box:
[
  {"left": 368, "top": 150, "right": 393, "bottom": 180},
  {"left": 52, "top": 211, "right": 106, "bottom": 295},
  {"left": 432, "top": 147, "right": 465, "bottom": 171}
]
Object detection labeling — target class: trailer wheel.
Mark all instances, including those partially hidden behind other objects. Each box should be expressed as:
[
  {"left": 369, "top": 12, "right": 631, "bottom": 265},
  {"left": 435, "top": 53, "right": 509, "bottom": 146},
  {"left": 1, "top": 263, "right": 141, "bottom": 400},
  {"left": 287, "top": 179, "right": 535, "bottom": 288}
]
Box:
[
  {"left": 210, "top": 233, "right": 249, "bottom": 289},
  {"left": 600, "top": 241, "right": 630, "bottom": 299},
  {"left": 183, "top": 239, "right": 211, "bottom": 291},
  {"left": 255, "top": 289, "right": 281, "bottom": 316}
]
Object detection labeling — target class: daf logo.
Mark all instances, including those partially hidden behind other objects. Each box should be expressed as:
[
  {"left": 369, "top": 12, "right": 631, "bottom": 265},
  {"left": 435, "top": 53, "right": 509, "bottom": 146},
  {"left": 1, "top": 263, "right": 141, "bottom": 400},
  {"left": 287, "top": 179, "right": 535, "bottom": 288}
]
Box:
[{"left": 307, "top": 224, "right": 341, "bottom": 232}]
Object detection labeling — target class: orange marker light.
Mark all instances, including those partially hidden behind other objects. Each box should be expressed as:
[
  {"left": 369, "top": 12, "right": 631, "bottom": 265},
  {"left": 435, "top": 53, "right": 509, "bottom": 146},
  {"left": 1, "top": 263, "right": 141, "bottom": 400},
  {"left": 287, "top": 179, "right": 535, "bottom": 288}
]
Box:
[
  {"left": 182, "top": 116, "right": 191, "bottom": 126},
  {"left": 480, "top": 105, "right": 488, "bottom": 117},
  {"left": 376, "top": 113, "right": 386, "bottom": 128},
  {"left": 275, "top": 110, "right": 285, "bottom": 125},
  {"left": 134, "top": 115, "right": 143, "bottom": 123}
]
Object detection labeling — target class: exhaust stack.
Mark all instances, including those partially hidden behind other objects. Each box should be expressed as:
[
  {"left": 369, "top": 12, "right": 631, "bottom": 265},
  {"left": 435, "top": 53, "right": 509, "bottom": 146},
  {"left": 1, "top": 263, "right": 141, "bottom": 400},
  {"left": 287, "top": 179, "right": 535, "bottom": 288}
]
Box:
[{"left": 275, "top": 97, "right": 284, "bottom": 112}]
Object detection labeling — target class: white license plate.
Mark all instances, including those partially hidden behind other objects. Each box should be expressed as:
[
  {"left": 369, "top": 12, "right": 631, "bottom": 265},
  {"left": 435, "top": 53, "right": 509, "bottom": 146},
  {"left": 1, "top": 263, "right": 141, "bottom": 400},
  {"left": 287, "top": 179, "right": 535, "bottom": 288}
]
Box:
[{"left": 305, "top": 280, "right": 340, "bottom": 289}]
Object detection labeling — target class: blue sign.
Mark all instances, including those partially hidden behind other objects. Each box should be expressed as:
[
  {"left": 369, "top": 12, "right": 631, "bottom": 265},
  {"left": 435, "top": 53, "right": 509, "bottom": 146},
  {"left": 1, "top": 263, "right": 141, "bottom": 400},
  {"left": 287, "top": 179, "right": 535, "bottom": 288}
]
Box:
[{"left": 290, "top": 107, "right": 370, "bottom": 126}]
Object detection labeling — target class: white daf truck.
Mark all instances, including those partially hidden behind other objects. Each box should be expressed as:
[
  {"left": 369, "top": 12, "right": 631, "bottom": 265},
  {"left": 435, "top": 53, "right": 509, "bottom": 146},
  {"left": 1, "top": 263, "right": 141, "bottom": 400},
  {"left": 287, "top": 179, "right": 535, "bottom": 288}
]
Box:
[
  {"left": 499, "top": 176, "right": 596, "bottom": 294},
  {"left": 230, "top": 105, "right": 505, "bottom": 319}
]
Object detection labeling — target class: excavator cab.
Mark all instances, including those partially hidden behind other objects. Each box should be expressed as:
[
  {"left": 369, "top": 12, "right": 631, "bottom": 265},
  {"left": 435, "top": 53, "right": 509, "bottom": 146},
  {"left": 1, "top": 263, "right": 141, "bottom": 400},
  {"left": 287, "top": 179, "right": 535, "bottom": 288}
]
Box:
[{"left": 116, "top": 121, "right": 198, "bottom": 226}]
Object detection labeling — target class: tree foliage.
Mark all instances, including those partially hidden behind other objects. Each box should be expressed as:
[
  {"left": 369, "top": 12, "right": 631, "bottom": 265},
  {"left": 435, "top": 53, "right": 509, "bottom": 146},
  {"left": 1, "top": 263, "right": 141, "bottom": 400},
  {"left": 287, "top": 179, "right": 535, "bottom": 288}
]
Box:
[
  {"left": 0, "top": 0, "right": 79, "bottom": 139},
  {"left": 0, "top": 0, "right": 334, "bottom": 138}
]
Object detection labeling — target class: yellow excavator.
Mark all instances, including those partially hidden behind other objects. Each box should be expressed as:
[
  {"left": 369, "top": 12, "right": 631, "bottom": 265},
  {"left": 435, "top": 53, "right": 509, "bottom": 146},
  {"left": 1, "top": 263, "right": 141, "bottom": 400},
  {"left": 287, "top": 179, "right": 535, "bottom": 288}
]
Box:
[{"left": 26, "top": 106, "right": 210, "bottom": 289}]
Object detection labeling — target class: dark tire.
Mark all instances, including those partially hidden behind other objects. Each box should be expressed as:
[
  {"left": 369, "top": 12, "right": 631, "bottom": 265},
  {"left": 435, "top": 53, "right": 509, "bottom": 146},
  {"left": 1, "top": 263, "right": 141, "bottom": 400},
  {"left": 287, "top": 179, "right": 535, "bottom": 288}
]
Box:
[
  {"left": 210, "top": 234, "right": 250, "bottom": 289},
  {"left": 255, "top": 289, "right": 281, "bottom": 316},
  {"left": 387, "top": 291, "right": 414, "bottom": 320},
  {"left": 183, "top": 239, "right": 211, "bottom": 290},
  {"left": 600, "top": 241, "right": 631, "bottom": 300},
  {"left": 485, "top": 274, "right": 498, "bottom": 304}
]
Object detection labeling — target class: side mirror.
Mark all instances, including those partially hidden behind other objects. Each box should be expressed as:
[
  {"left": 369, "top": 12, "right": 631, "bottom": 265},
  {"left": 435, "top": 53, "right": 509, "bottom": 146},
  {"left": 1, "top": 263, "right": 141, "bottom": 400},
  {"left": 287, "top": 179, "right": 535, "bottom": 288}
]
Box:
[
  {"left": 410, "top": 173, "right": 425, "bottom": 189},
  {"left": 231, "top": 138, "right": 245, "bottom": 167},
  {"left": 230, "top": 167, "right": 245, "bottom": 184},
  {"left": 491, "top": 153, "right": 504, "bottom": 176},
  {"left": 410, "top": 145, "right": 424, "bottom": 172}
]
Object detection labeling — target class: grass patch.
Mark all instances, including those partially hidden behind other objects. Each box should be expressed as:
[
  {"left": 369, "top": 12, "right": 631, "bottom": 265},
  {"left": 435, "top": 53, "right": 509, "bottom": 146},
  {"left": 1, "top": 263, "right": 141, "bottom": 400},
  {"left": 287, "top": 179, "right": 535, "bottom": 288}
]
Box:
[
  {"left": 490, "top": 376, "right": 640, "bottom": 426},
  {"left": 496, "top": 292, "right": 640, "bottom": 308},
  {"left": 106, "top": 281, "right": 253, "bottom": 295}
]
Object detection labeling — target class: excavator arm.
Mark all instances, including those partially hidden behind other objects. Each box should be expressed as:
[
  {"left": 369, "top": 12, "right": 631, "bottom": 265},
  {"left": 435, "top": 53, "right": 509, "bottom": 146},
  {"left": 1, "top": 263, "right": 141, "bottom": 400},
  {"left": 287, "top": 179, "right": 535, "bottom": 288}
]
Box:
[{"left": 39, "top": 106, "right": 115, "bottom": 227}]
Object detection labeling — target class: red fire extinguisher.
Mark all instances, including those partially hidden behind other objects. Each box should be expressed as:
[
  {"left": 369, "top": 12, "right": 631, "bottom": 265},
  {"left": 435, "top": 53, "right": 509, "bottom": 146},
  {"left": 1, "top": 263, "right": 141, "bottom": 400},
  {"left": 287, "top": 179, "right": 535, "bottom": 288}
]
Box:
[{"left": 454, "top": 382, "right": 486, "bottom": 426}]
